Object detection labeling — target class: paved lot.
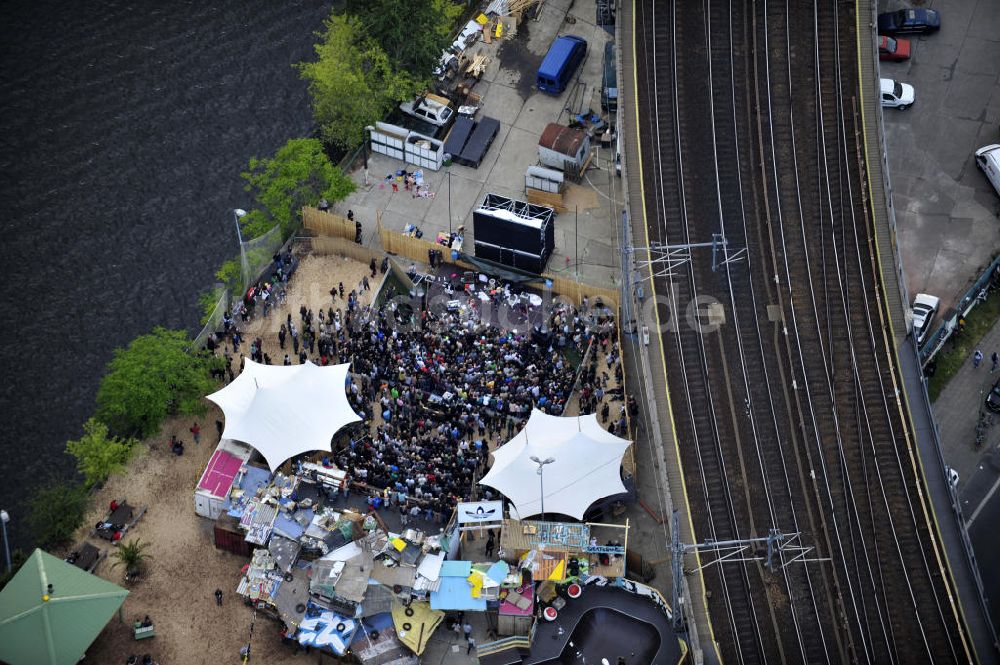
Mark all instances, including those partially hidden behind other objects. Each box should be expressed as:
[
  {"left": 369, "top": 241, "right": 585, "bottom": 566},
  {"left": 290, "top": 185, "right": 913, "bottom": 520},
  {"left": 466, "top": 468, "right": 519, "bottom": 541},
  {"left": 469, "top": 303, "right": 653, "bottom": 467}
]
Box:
[
  {"left": 881, "top": 0, "right": 1000, "bottom": 313},
  {"left": 336, "top": 0, "right": 624, "bottom": 291}
]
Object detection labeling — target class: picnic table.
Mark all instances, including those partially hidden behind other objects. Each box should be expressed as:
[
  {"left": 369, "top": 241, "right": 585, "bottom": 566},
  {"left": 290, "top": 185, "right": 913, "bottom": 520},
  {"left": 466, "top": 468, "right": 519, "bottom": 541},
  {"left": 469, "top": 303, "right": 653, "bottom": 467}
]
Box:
[{"left": 92, "top": 500, "right": 147, "bottom": 543}]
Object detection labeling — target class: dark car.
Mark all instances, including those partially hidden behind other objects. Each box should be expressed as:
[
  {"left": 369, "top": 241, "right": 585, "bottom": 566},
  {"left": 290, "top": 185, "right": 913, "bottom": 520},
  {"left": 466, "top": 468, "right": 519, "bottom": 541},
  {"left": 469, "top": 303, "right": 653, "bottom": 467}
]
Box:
[
  {"left": 987, "top": 379, "right": 1000, "bottom": 413},
  {"left": 879, "top": 35, "right": 911, "bottom": 61},
  {"left": 877, "top": 8, "right": 941, "bottom": 35}
]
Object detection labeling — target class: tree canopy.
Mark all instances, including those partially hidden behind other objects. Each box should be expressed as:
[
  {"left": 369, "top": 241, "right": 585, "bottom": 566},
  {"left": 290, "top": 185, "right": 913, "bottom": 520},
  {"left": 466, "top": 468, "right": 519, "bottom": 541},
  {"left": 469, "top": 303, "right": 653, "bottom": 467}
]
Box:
[
  {"left": 28, "top": 485, "right": 88, "bottom": 550},
  {"left": 297, "top": 14, "right": 421, "bottom": 150},
  {"left": 66, "top": 418, "right": 137, "bottom": 489},
  {"left": 240, "top": 137, "right": 355, "bottom": 239},
  {"left": 346, "top": 0, "right": 462, "bottom": 75},
  {"left": 96, "top": 327, "right": 218, "bottom": 438}
]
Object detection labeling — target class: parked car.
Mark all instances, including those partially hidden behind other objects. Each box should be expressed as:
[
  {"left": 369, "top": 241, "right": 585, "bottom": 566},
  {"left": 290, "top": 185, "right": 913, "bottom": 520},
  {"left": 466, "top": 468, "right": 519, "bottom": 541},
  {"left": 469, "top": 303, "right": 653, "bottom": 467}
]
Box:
[
  {"left": 946, "top": 466, "right": 959, "bottom": 488},
  {"left": 878, "top": 35, "right": 911, "bottom": 61},
  {"left": 911, "top": 293, "right": 940, "bottom": 345},
  {"left": 880, "top": 78, "right": 915, "bottom": 109},
  {"left": 877, "top": 8, "right": 940, "bottom": 35},
  {"left": 986, "top": 379, "right": 1000, "bottom": 413},
  {"left": 975, "top": 145, "right": 1000, "bottom": 197},
  {"left": 399, "top": 94, "right": 454, "bottom": 127}
]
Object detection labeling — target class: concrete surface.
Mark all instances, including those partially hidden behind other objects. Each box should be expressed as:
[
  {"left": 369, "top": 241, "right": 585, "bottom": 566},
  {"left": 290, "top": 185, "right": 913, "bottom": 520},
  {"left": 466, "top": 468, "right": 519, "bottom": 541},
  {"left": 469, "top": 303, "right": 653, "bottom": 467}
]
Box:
[
  {"left": 334, "top": 0, "right": 625, "bottom": 291},
  {"left": 881, "top": 0, "right": 1000, "bottom": 314},
  {"left": 932, "top": 314, "right": 1000, "bottom": 637}
]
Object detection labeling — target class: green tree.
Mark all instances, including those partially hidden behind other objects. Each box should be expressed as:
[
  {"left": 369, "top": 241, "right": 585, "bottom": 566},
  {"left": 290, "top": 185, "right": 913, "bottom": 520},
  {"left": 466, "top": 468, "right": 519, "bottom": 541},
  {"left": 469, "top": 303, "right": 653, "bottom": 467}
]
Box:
[
  {"left": 28, "top": 485, "right": 88, "bottom": 550},
  {"left": 111, "top": 538, "right": 152, "bottom": 581},
  {"left": 298, "top": 14, "right": 421, "bottom": 150},
  {"left": 96, "top": 328, "right": 216, "bottom": 438},
  {"left": 240, "top": 137, "right": 356, "bottom": 239},
  {"left": 347, "top": 0, "right": 462, "bottom": 75},
  {"left": 66, "top": 418, "right": 137, "bottom": 489}
]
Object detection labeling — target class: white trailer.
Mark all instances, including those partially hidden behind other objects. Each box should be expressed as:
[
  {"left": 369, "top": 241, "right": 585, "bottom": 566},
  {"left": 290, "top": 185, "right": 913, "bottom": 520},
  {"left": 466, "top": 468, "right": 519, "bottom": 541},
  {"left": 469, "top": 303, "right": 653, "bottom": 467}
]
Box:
[{"left": 194, "top": 439, "right": 254, "bottom": 519}]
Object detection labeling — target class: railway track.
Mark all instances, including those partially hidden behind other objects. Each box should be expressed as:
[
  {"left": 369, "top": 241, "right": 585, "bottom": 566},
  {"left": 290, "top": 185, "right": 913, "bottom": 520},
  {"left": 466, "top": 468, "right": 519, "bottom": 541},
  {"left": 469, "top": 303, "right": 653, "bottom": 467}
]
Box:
[{"left": 633, "top": 0, "right": 971, "bottom": 662}]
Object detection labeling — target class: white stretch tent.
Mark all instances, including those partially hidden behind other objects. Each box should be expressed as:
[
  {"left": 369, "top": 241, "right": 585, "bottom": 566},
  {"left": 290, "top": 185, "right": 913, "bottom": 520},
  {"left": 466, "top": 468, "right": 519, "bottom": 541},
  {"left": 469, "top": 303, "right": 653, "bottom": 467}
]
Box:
[
  {"left": 479, "top": 409, "right": 630, "bottom": 520},
  {"left": 206, "top": 360, "right": 361, "bottom": 471}
]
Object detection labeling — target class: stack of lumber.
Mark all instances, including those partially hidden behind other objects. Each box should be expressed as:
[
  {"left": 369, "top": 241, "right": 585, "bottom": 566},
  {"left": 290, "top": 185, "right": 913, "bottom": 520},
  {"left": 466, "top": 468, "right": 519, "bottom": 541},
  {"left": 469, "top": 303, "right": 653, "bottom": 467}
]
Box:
[{"left": 465, "top": 53, "right": 490, "bottom": 78}]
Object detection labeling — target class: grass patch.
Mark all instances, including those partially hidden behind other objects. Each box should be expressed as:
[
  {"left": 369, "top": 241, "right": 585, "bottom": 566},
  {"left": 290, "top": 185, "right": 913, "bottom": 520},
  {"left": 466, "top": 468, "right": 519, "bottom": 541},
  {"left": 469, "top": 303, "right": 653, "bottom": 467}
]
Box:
[{"left": 927, "top": 293, "right": 1000, "bottom": 401}]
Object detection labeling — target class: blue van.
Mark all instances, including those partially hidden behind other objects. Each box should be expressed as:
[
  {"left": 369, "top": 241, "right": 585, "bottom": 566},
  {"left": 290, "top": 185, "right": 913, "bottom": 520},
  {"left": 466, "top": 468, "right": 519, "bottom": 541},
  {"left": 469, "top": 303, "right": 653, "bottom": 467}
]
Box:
[{"left": 536, "top": 35, "right": 588, "bottom": 95}]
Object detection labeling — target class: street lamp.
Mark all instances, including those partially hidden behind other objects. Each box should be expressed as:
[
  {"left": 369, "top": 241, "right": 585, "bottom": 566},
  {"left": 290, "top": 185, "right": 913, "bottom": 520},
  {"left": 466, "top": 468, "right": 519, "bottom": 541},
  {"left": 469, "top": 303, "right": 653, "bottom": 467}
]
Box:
[
  {"left": 0, "top": 510, "right": 10, "bottom": 573},
  {"left": 233, "top": 208, "right": 247, "bottom": 245},
  {"left": 233, "top": 208, "right": 248, "bottom": 291},
  {"left": 530, "top": 456, "right": 555, "bottom": 521}
]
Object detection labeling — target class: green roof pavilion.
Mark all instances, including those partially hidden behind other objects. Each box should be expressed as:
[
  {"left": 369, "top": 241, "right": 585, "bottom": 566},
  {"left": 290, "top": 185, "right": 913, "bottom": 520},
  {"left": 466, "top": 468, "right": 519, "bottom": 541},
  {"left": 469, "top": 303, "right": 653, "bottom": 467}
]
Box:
[{"left": 0, "top": 548, "right": 128, "bottom": 665}]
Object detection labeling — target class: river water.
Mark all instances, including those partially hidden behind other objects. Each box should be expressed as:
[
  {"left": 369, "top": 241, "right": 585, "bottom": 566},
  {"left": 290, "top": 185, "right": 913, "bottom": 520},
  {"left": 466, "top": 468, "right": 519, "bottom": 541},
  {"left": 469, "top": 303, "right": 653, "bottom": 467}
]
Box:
[{"left": 0, "top": 0, "right": 332, "bottom": 549}]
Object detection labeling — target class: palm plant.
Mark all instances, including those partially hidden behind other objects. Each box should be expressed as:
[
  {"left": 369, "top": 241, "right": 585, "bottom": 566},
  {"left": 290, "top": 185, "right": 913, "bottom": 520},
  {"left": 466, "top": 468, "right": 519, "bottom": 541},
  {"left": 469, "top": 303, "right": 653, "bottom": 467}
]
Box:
[{"left": 110, "top": 538, "right": 152, "bottom": 581}]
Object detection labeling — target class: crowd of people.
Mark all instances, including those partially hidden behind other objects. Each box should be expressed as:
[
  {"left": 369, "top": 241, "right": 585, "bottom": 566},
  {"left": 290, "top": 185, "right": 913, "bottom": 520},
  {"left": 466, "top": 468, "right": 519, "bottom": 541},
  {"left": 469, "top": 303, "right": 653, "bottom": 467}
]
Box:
[{"left": 212, "top": 251, "right": 628, "bottom": 517}]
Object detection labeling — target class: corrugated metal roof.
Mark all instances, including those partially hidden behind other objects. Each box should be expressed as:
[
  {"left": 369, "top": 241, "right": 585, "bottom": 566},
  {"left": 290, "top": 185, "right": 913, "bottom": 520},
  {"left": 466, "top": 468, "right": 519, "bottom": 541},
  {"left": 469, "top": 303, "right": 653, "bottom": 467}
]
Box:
[
  {"left": 370, "top": 563, "right": 416, "bottom": 589},
  {"left": 538, "top": 123, "right": 587, "bottom": 157}
]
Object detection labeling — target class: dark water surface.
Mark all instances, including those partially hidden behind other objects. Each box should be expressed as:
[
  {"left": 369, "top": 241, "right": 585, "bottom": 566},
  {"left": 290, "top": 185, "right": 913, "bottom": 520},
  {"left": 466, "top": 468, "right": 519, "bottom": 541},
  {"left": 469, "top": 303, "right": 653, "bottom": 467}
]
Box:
[{"left": 0, "top": 1, "right": 332, "bottom": 549}]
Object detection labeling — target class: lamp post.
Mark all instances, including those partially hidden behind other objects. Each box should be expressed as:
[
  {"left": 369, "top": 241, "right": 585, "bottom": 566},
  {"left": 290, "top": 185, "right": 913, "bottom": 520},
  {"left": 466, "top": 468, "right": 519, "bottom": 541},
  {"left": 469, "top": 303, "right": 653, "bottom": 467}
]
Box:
[
  {"left": 530, "top": 456, "right": 555, "bottom": 521},
  {"left": 0, "top": 510, "right": 10, "bottom": 573},
  {"left": 447, "top": 170, "right": 453, "bottom": 235},
  {"left": 233, "top": 208, "right": 247, "bottom": 245},
  {"left": 233, "top": 208, "right": 248, "bottom": 291}
]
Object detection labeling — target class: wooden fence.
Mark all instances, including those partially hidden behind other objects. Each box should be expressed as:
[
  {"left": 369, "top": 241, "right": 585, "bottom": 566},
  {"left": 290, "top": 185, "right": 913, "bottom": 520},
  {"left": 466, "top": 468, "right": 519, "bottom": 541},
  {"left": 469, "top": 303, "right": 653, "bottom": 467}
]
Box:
[
  {"left": 300, "top": 234, "right": 383, "bottom": 266},
  {"left": 302, "top": 206, "right": 356, "bottom": 241},
  {"left": 375, "top": 217, "right": 619, "bottom": 307}
]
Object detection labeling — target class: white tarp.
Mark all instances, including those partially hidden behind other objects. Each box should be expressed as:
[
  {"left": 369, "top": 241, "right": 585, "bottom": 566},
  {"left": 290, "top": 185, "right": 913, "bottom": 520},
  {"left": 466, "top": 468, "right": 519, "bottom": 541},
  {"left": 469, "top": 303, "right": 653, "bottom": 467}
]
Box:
[
  {"left": 479, "top": 410, "right": 630, "bottom": 520},
  {"left": 207, "top": 360, "right": 361, "bottom": 471}
]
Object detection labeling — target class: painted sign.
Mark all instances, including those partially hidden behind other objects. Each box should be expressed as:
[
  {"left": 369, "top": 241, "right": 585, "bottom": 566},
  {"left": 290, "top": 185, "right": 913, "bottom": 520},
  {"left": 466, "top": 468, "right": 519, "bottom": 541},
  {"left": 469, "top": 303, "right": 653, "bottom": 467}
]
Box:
[{"left": 456, "top": 500, "right": 503, "bottom": 525}]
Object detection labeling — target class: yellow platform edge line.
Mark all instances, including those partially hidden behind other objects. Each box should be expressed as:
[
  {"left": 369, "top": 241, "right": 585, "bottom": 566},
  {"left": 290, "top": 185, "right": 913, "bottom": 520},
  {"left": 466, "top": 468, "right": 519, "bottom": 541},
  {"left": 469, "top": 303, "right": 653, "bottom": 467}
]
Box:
[{"left": 630, "top": 2, "right": 721, "bottom": 662}]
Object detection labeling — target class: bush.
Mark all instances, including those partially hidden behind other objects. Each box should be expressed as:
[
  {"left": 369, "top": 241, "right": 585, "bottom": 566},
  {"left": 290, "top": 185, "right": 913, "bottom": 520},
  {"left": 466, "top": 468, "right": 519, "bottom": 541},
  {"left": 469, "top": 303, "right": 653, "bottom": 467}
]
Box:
[
  {"left": 96, "top": 328, "right": 217, "bottom": 438},
  {"left": 28, "top": 485, "right": 88, "bottom": 550},
  {"left": 198, "top": 286, "right": 226, "bottom": 326},
  {"left": 66, "top": 418, "right": 137, "bottom": 489},
  {"left": 0, "top": 549, "right": 28, "bottom": 592},
  {"left": 215, "top": 257, "right": 243, "bottom": 295},
  {"left": 240, "top": 137, "right": 356, "bottom": 240}
]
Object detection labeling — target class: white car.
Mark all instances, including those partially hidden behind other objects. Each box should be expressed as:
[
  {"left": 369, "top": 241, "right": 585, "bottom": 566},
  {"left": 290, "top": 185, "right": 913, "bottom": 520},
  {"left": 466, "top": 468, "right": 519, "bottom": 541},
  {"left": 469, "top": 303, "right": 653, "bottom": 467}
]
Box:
[
  {"left": 399, "top": 94, "right": 454, "bottom": 127},
  {"left": 880, "top": 78, "right": 915, "bottom": 109},
  {"left": 912, "top": 293, "right": 940, "bottom": 345}
]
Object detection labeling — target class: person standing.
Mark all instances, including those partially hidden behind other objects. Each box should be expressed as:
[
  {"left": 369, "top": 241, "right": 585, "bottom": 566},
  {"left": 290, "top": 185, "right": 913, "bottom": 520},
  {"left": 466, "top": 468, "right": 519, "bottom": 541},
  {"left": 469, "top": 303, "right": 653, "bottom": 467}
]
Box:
[
  {"left": 369, "top": 258, "right": 377, "bottom": 278},
  {"left": 485, "top": 530, "right": 495, "bottom": 558},
  {"left": 214, "top": 588, "right": 223, "bottom": 606},
  {"left": 215, "top": 419, "right": 224, "bottom": 440},
  {"left": 189, "top": 422, "right": 201, "bottom": 444},
  {"left": 992, "top": 352, "right": 998, "bottom": 373},
  {"left": 974, "top": 349, "right": 984, "bottom": 368}
]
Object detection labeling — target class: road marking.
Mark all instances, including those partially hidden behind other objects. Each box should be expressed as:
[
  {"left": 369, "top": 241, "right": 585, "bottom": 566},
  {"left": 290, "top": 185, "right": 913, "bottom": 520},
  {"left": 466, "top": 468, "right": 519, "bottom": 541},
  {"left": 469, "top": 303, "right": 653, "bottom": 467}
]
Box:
[{"left": 966, "top": 473, "right": 1000, "bottom": 528}]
